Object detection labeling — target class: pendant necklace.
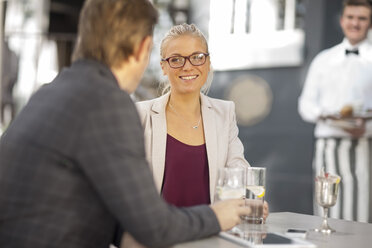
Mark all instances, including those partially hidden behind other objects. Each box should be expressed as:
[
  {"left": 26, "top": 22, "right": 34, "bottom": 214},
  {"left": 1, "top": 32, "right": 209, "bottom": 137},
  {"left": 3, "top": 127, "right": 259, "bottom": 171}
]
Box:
[{"left": 168, "top": 103, "right": 201, "bottom": 129}]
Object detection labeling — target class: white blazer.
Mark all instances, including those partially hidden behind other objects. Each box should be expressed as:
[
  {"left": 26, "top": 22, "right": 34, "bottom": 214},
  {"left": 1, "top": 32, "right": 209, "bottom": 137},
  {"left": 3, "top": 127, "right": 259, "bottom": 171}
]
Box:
[{"left": 136, "top": 92, "right": 250, "bottom": 202}]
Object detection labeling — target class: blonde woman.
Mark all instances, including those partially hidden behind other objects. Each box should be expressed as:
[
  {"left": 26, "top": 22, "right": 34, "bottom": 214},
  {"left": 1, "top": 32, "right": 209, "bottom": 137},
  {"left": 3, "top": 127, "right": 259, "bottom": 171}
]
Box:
[
  {"left": 121, "top": 23, "right": 269, "bottom": 248},
  {"left": 138, "top": 23, "right": 268, "bottom": 212}
]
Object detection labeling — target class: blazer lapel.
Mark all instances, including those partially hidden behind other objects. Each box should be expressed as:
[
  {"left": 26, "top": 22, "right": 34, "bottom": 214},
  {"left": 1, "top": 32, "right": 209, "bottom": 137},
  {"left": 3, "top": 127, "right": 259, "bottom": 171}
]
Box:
[
  {"left": 151, "top": 93, "right": 169, "bottom": 193},
  {"left": 201, "top": 94, "right": 218, "bottom": 202}
]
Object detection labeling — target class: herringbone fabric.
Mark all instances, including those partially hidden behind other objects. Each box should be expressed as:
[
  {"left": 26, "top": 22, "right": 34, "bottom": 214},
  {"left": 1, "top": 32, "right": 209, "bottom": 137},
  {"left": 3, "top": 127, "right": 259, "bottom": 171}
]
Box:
[{"left": 0, "top": 59, "right": 219, "bottom": 248}]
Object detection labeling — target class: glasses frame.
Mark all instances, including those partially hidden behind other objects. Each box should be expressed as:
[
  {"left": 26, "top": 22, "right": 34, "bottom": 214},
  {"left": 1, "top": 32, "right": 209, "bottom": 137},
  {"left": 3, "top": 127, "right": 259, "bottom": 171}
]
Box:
[{"left": 161, "top": 52, "right": 209, "bottom": 69}]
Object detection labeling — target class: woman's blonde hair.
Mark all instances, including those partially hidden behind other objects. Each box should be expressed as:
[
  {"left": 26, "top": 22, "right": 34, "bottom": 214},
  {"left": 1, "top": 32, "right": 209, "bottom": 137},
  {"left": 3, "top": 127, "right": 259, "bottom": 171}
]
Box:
[{"left": 159, "top": 23, "right": 213, "bottom": 95}]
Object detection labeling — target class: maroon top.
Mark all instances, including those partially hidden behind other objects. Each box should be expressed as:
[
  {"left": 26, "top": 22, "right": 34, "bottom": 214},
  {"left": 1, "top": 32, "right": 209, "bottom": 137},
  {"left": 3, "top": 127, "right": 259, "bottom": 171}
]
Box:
[{"left": 161, "top": 134, "right": 210, "bottom": 207}]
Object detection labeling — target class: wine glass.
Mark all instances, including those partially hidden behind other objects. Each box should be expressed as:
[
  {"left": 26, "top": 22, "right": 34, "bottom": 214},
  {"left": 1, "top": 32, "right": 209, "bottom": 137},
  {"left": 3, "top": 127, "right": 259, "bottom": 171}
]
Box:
[{"left": 314, "top": 172, "right": 341, "bottom": 234}]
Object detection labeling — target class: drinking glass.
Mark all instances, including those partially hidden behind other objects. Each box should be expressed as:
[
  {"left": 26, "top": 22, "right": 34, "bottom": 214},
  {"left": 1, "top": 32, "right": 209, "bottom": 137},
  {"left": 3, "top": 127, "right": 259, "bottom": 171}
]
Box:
[
  {"left": 244, "top": 167, "right": 266, "bottom": 224},
  {"left": 215, "top": 167, "right": 245, "bottom": 202},
  {"left": 314, "top": 172, "right": 341, "bottom": 234}
]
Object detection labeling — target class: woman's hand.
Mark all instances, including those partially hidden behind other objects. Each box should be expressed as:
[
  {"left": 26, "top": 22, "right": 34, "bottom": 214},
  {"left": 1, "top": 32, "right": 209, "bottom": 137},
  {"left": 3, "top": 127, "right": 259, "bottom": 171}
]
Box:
[{"left": 263, "top": 201, "right": 269, "bottom": 223}]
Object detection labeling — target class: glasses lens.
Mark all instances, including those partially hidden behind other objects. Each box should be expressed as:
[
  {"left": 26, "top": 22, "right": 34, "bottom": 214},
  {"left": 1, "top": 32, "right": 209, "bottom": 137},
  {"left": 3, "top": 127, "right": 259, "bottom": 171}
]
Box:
[
  {"left": 190, "top": 53, "right": 206, "bottom": 66},
  {"left": 169, "top": 56, "right": 185, "bottom": 68}
]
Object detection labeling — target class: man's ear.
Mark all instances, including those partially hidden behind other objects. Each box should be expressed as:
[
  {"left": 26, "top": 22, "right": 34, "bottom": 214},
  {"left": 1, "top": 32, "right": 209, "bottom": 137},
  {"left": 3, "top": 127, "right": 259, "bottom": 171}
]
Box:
[{"left": 135, "top": 36, "right": 153, "bottom": 62}]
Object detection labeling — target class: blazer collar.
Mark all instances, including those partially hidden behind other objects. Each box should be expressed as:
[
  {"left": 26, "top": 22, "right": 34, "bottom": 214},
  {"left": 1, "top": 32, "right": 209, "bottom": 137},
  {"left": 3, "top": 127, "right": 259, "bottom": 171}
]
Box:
[
  {"left": 150, "top": 91, "right": 218, "bottom": 201},
  {"left": 149, "top": 92, "right": 169, "bottom": 192},
  {"left": 151, "top": 92, "right": 171, "bottom": 114},
  {"left": 200, "top": 92, "right": 213, "bottom": 109},
  {"left": 340, "top": 38, "right": 371, "bottom": 59},
  {"left": 151, "top": 91, "right": 212, "bottom": 112},
  {"left": 73, "top": 59, "right": 119, "bottom": 88},
  {"left": 200, "top": 93, "right": 218, "bottom": 202}
]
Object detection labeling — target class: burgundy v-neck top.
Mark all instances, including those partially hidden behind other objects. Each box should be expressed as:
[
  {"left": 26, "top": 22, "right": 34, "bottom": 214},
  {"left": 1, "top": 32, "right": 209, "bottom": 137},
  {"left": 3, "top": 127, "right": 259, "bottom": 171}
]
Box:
[{"left": 161, "top": 134, "right": 210, "bottom": 207}]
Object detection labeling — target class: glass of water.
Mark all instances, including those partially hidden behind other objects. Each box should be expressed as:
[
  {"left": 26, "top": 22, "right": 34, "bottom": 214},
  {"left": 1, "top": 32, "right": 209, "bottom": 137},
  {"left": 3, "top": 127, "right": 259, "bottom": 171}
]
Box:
[
  {"left": 244, "top": 167, "right": 266, "bottom": 224},
  {"left": 215, "top": 167, "right": 245, "bottom": 202}
]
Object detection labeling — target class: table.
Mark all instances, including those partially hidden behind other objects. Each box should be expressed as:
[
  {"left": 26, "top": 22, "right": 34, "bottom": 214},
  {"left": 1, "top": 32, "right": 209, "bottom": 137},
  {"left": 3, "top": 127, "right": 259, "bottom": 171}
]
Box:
[{"left": 173, "top": 212, "right": 372, "bottom": 248}]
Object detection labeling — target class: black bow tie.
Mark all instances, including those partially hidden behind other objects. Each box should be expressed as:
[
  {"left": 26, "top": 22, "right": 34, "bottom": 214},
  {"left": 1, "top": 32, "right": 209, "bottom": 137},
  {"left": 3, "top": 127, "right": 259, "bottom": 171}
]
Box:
[{"left": 345, "top": 49, "right": 359, "bottom": 55}]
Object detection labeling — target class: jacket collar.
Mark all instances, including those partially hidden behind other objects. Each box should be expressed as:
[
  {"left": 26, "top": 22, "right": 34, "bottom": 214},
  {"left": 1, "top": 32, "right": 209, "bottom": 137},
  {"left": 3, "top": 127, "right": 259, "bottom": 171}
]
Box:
[
  {"left": 73, "top": 59, "right": 119, "bottom": 88},
  {"left": 151, "top": 92, "right": 170, "bottom": 114},
  {"left": 150, "top": 91, "right": 217, "bottom": 201},
  {"left": 341, "top": 37, "right": 369, "bottom": 50},
  {"left": 341, "top": 38, "right": 371, "bottom": 58},
  {"left": 151, "top": 91, "right": 213, "bottom": 114}
]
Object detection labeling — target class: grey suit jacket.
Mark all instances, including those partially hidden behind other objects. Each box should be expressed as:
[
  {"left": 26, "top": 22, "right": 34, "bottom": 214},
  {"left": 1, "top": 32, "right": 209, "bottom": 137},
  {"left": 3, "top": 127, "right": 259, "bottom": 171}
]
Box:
[
  {"left": 0, "top": 59, "right": 219, "bottom": 248},
  {"left": 136, "top": 92, "right": 250, "bottom": 202}
]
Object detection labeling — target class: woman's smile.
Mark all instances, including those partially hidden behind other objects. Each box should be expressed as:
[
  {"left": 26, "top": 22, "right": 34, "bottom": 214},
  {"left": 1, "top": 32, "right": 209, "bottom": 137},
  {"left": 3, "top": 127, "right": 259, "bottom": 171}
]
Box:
[{"left": 179, "top": 75, "right": 199, "bottom": 81}]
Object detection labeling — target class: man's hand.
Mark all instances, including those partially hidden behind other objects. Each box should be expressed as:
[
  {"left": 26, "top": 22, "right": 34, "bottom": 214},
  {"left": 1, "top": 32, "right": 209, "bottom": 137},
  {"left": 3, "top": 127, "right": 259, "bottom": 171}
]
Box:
[
  {"left": 321, "top": 115, "right": 366, "bottom": 138},
  {"left": 210, "top": 199, "right": 251, "bottom": 231},
  {"left": 120, "top": 232, "right": 146, "bottom": 248},
  {"left": 319, "top": 114, "right": 340, "bottom": 120},
  {"left": 343, "top": 118, "right": 366, "bottom": 138}
]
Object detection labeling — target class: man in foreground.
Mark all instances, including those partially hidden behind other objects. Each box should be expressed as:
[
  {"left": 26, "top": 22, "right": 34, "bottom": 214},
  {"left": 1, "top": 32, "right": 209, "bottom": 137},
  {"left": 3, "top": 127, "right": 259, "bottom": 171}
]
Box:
[{"left": 0, "top": 0, "right": 250, "bottom": 247}]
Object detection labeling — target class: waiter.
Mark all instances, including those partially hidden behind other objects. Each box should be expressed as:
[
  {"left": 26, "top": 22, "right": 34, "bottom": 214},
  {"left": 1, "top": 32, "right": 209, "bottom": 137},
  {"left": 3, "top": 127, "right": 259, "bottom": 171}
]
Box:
[{"left": 298, "top": 0, "right": 372, "bottom": 223}]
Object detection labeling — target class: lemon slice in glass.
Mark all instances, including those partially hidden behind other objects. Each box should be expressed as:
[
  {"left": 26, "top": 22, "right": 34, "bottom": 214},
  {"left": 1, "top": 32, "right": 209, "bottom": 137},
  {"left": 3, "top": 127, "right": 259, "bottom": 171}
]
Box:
[
  {"left": 335, "top": 177, "right": 341, "bottom": 184},
  {"left": 247, "top": 186, "right": 265, "bottom": 198}
]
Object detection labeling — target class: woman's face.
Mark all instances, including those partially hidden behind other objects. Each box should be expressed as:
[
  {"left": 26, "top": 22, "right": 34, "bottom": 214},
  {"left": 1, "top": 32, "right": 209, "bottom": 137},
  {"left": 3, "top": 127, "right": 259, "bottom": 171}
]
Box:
[{"left": 161, "top": 35, "right": 210, "bottom": 95}]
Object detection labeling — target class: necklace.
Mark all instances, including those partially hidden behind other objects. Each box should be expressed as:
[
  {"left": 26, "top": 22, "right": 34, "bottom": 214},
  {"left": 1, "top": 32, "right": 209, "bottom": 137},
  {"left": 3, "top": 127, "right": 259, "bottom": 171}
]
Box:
[{"left": 169, "top": 103, "right": 202, "bottom": 129}]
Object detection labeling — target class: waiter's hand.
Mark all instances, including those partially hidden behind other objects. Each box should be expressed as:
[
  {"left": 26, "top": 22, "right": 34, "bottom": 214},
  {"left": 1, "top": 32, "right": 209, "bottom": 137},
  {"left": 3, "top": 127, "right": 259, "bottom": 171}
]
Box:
[
  {"left": 319, "top": 114, "right": 339, "bottom": 121},
  {"left": 210, "top": 199, "right": 251, "bottom": 231},
  {"left": 343, "top": 118, "right": 366, "bottom": 138}
]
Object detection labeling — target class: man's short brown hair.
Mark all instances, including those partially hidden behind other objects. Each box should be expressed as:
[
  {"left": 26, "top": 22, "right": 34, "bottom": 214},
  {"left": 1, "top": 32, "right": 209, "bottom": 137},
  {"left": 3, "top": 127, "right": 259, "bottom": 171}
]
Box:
[
  {"left": 342, "top": 0, "right": 372, "bottom": 18},
  {"left": 72, "top": 0, "right": 158, "bottom": 68}
]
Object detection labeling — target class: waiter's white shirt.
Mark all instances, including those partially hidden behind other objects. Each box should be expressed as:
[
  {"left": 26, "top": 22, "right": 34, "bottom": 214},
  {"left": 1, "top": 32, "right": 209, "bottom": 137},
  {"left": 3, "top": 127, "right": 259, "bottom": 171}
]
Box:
[{"left": 298, "top": 38, "right": 372, "bottom": 137}]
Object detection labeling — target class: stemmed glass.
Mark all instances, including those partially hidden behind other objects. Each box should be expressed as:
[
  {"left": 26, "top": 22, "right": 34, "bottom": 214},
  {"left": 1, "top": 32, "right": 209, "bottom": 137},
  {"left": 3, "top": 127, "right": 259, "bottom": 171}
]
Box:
[{"left": 314, "top": 171, "right": 341, "bottom": 234}]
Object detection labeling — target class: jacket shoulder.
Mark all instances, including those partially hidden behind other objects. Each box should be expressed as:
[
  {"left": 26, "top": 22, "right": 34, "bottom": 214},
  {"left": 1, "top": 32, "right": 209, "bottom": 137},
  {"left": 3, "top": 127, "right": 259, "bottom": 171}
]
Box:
[
  {"left": 204, "top": 95, "right": 234, "bottom": 109},
  {"left": 136, "top": 98, "right": 156, "bottom": 111}
]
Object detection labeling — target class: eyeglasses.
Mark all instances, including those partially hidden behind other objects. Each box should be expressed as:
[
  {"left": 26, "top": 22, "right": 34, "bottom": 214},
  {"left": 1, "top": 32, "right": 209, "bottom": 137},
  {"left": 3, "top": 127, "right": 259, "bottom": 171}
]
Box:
[{"left": 161, "top": 52, "right": 209, "bottom": 69}]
